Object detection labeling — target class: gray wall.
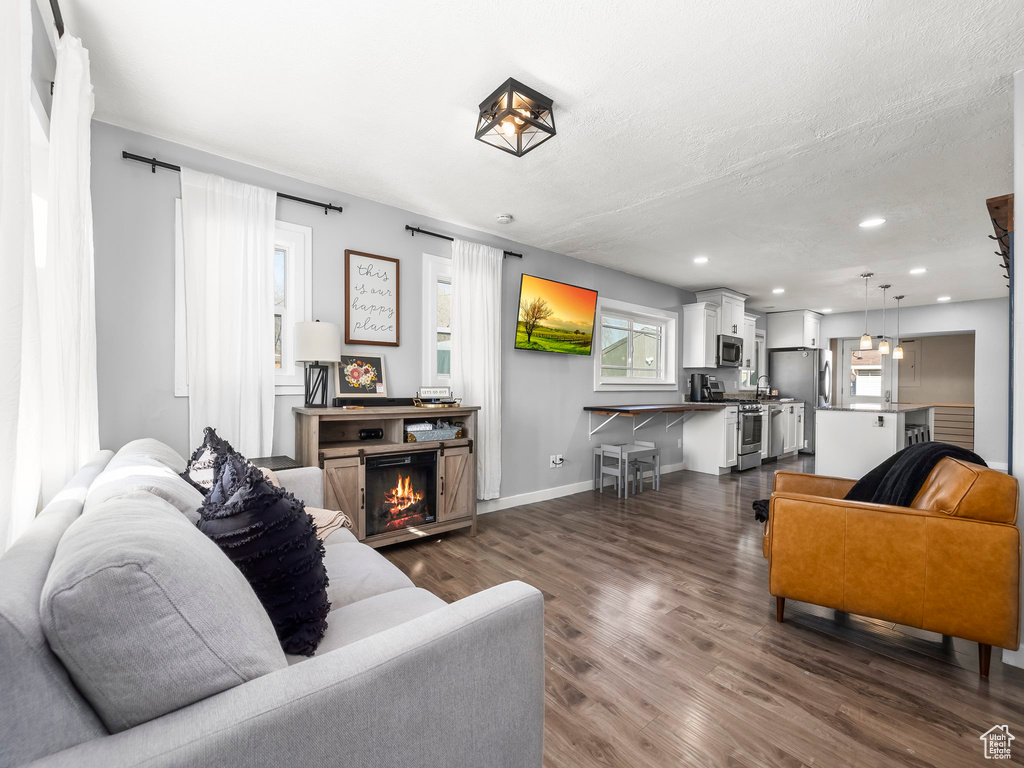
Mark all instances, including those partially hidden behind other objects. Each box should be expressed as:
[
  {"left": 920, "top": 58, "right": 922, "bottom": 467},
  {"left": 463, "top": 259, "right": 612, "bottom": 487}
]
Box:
[
  {"left": 896, "top": 333, "right": 974, "bottom": 405},
  {"left": 1010, "top": 69, "right": 1023, "bottom": 667},
  {"left": 91, "top": 121, "right": 691, "bottom": 500},
  {"left": 30, "top": 0, "right": 55, "bottom": 119},
  {"left": 820, "top": 297, "right": 1009, "bottom": 467}
]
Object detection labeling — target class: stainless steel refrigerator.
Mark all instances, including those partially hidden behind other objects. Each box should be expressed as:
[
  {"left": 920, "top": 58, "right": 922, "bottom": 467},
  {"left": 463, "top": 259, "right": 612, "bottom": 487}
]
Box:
[{"left": 768, "top": 348, "right": 832, "bottom": 453}]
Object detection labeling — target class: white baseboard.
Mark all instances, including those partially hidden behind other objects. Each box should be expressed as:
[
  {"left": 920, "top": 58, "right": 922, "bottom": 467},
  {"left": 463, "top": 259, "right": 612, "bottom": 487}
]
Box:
[
  {"left": 479, "top": 462, "right": 686, "bottom": 515},
  {"left": 1003, "top": 644, "right": 1024, "bottom": 669},
  {"left": 987, "top": 461, "right": 1009, "bottom": 472}
]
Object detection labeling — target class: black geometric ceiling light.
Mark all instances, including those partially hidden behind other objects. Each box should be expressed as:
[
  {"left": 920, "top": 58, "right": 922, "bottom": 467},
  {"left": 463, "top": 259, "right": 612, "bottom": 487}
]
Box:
[{"left": 475, "top": 78, "right": 556, "bottom": 157}]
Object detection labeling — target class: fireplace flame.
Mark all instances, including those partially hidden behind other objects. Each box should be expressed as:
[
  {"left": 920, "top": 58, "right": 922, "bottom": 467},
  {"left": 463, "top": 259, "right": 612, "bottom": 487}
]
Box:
[{"left": 384, "top": 474, "right": 424, "bottom": 515}]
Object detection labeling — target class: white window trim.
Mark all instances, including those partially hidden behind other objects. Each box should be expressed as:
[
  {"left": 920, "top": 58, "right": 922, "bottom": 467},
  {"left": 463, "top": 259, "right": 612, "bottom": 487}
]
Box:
[
  {"left": 593, "top": 297, "right": 678, "bottom": 392},
  {"left": 174, "top": 201, "right": 312, "bottom": 397},
  {"left": 421, "top": 253, "right": 452, "bottom": 387},
  {"left": 739, "top": 329, "right": 767, "bottom": 391},
  {"left": 272, "top": 221, "right": 314, "bottom": 395}
]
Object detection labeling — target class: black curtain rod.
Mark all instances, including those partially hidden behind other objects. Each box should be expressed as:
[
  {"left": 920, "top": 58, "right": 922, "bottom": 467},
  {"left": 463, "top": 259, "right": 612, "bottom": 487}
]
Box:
[
  {"left": 404, "top": 225, "right": 523, "bottom": 259},
  {"left": 121, "top": 151, "right": 344, "bottom": 214},
  {"left": 49, "top": 0, "right": 65, "bottom": 38}
]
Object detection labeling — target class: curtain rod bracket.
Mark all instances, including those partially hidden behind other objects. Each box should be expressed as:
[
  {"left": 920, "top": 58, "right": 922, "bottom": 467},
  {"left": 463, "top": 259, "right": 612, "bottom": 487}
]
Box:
[
  {"left": 121, "top": 151, "right": 343, "bottom": 213},
  {"left": 404, "top": 224, "right": 523, "bottom": 258}
]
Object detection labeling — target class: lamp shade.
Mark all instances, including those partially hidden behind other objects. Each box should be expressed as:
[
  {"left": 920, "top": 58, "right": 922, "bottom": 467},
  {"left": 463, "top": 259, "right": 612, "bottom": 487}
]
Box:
[{"left": 293, "top": 321, "right": 341, "bottom": 362}]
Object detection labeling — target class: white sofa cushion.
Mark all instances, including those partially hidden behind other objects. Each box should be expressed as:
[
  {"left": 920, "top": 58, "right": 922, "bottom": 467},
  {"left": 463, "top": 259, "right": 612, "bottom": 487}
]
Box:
[
  {"left": 322, "top": 542, "right": 415, "bottom": 608},
  {"left": 113, "top": 437, "right": 188, "bottom": 473},
  {"left": 86, "top": 452, "right": 204, "bottom": 522},
  {"left": 323, "top": 527, "right": 358, "bottom": 545},
  {"left": 288, "top": 587, "right": 446, "bottom": 664},
  {"left": 40, "top": 496, "right": 287, "bottom": 733}
]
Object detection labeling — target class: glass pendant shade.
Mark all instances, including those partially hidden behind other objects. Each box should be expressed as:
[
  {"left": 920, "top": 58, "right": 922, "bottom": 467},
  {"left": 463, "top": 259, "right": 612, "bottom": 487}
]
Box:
[
  {"left": 891, "top": 294, "right": 905, "bottom": 361},
  {"left": 860, "top": 333, "right": 873, "bottom": 350},
  {"left": 475, "top": 78, "right": 556, "bottom": 157},
  {"left": 878, "top": 339, "right": 890, "bottom": 355}
]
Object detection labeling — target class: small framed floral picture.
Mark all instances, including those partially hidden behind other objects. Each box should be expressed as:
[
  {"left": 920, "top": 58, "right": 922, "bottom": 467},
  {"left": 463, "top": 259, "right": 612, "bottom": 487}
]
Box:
[{"left": 333, "top": 355, "right": 388, "bottom": 398}]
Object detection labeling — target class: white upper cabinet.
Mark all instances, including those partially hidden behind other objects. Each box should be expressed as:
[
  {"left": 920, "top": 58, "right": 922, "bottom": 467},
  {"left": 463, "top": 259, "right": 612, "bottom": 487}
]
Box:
[
  {"left": 694, "top": 289, "right": 747, "bottom": 338},
  {"left": 681, "top": 302, "right": 719, "bottom": 368},
  {"left": 742, "top": 313, "right": 757, "bottom": 369},
  {"left": 766, "top": 310, "right": 823, "bottom": 349},
  {"left": 803, "top": 314, "right": 821, "bottom": 349}
]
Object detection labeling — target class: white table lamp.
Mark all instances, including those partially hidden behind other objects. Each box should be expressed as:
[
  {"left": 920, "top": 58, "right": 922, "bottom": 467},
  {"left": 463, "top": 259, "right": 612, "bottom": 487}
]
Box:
[{"left": 294, "top": 320, "right": 341, "bottom": 407}]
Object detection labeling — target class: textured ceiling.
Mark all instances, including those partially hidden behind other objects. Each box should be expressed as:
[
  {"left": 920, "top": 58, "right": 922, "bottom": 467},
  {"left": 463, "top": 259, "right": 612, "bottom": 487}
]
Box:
[{"left": 63, "top": 0, "right": 1024, "bottom": 312}]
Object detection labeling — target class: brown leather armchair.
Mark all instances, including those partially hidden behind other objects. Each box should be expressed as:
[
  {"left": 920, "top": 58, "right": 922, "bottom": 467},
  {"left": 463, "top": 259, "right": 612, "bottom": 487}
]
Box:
[{"left": 763, "top": 458, "right": 1021, "bottom": 676}]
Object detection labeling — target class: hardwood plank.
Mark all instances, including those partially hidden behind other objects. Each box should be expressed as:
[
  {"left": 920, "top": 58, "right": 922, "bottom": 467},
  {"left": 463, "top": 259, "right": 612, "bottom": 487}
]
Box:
[{"left": 382, "top": 455, "right": 1024, "bottom": 767}]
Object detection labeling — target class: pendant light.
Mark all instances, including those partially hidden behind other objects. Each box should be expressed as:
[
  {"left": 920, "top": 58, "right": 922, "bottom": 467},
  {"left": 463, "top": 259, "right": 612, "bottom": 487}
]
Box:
[
  {"left": 859, "top": 272, "right": 874, "bottom": 350},
  {"left": 877, "top": 284, "right": 891, "bottom": 355},
  {"left": 892, "top": 295, "right": 905, "bottom": 359},
  {"left": 475, "top": 78, "right": 556, "bottom": 157}
]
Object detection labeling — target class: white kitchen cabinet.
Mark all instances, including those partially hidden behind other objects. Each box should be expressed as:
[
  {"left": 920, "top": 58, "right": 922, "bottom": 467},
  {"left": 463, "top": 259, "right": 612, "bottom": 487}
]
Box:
[
  {"left": 695, "top": 289, "right": 747, "bottom": 338},
  {"left": 682, "top": 302, "right": 719, "bottom": 368},
  {"left": 742, "top": 313, "right": 757, "bottom": 369},
  {"left": 723, "top": 408, "right": 738, "bottom": 467},
  {"left": 795, "top": 403, "right": 805, "bottom": 450},
  {"left": 767, "top": 310, "right": 823, "bottom": 349},
  {"left": 680, "top": 406, "right": 739, "bottom": 475},
  {"left": 783, "top": 403, "right": 798, "bottom": 453},
  {"left": 803, "top": 315, "right": 820, "bottom": 349},
  {"left": 760, "top": 409, "right": 769, "bottom": 460}
]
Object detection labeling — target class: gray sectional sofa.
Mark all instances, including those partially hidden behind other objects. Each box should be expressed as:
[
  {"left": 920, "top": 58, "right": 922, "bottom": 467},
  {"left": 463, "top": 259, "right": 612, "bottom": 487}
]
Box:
[{"left": 0, "top": 439, "right": 544, "bottom": 768}]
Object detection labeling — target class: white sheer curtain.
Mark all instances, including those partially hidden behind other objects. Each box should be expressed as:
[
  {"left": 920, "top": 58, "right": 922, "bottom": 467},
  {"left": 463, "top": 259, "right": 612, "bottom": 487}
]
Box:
[
  {"left": 38, "top": 35, "right": 100, "bottom": 503},
  {"left": 1, "top": 0, "right": 36, "bottom": 550},
  {"left": 180, "top": 169, "right": 276, "bottom": 457},
  {"left": 1, "top": 10, "right": 100, "bottom": 551},
  {"left": 450, "top": 239, "right": 502, "bottom": 499}
]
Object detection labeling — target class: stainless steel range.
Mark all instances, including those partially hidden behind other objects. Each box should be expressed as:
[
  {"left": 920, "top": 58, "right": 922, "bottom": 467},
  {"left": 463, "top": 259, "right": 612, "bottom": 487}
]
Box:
[
  {"left": 733, "top": 401, "right": 763, "bottom": 471},
  {"left": 703, "top": 381, "right": 763, "bottom": 471}
]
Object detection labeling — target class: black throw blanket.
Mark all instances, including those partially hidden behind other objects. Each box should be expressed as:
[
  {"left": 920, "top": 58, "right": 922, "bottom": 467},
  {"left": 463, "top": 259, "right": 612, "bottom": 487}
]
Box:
[{"left": 752, "top": 441, "right": 986, "bottom": 523}]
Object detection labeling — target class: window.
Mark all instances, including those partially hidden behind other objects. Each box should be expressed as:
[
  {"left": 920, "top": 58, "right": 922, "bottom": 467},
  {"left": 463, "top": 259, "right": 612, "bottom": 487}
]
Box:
[
  {"left": 270, "top": 222, "right": 313, "bottom": 393},
  {"left": 594, "top": 298, "right": 677, "bottom": 391},
  {"left": 739, "top": 332, "right": 766, "bottom": 390},
  {"left": 422, "top": 254, "right": 452, "bottom": 386},
  {"left": 174, "top": 204, "right": 312, "bottom": 396}
]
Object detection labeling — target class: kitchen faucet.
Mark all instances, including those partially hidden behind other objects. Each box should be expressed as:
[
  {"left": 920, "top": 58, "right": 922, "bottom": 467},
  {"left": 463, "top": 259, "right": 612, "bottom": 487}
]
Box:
[{"left": 756, "top": 374, "right": 771, "bottom": 400}]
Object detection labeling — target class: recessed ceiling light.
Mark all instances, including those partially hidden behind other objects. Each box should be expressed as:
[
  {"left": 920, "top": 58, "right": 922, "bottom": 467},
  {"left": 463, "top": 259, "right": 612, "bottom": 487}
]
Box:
[
  {"left": 937, "top": 296, "right": 951, "bottom": 302},
  {"left": 693, "top": 255, "right": 708, "bottom": 264},
  {"left": 821, "top": 308, "right": 832, "bottom": 313},
  {"left": 859, "top": 217, "right": 886, "bottom": 228},
  {"left": 772, "top": 288, "right": 785, "bottom": 294},
  {"left": 909, "top": 267, "right": 926, "bottom": 275}
]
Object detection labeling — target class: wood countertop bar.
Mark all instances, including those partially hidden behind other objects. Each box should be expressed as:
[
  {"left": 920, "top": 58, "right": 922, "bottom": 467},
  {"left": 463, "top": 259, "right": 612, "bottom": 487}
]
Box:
[
  {"left": 584, "top": 403, "right": 727, "bottom": 415},
  {"left": 584, "top": 402, "right": 732, "bottom": 437}
]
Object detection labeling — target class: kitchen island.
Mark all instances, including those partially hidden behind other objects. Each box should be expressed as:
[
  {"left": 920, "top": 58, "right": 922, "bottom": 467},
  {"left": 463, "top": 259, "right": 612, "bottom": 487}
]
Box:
[{"left": 814, "top": 404, "right": 934, "bottom": 479}]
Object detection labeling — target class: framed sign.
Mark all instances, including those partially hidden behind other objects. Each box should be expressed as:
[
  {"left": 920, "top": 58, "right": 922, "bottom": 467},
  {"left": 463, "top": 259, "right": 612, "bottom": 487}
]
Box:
[
  {"left": 334, "top": 355, "right": 388, "bottom": 398},
  {"left": 345, "top": 250, "right": 400, "bottom": 346}
]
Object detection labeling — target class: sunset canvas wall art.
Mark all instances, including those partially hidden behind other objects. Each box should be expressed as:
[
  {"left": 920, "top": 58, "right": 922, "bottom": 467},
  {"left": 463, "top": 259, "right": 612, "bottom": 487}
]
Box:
[{"left": 514, "top": 274, "right": 598, "bottom": 355}]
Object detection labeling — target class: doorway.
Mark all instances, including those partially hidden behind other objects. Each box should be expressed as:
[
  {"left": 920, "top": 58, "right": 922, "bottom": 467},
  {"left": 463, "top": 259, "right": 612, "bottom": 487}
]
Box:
[{"left": 838, "top": 339, "right": 895, "bottom": 407}]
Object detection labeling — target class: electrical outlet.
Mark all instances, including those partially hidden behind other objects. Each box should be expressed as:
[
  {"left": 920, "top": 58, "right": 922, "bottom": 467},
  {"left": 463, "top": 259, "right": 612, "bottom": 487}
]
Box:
[
  {"left": 677, "top": 438, "right": 682, "bottom": 448},
  {"left": 549, "top": 455, "right": 558, "bottom": 468}
]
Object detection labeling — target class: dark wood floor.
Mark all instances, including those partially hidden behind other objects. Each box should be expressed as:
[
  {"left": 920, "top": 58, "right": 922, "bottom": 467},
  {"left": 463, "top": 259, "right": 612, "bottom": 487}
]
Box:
[{"left": 384, "top": 456, "right": 1024, "bottom": 767}]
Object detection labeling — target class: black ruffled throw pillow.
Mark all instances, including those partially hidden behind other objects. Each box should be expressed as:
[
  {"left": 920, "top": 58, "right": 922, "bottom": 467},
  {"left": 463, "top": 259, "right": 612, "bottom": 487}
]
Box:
[
  {"left": 181, "top": 427, "right": 234, "bottom": 495},
  {"left": 198, "top": 453, "right": 330, "bottom": 656}
]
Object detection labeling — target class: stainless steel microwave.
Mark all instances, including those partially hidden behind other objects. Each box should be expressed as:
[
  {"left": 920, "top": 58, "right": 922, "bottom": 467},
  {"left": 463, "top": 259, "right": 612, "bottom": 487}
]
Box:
[{"left": 717, "top": 334, "right": 743, "bottom": 367}]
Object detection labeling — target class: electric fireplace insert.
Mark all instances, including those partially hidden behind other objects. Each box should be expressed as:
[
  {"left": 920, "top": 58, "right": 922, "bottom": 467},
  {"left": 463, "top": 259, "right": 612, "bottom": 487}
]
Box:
[{"left": 364, "top": 452, "right": 437, "bottom": 536}]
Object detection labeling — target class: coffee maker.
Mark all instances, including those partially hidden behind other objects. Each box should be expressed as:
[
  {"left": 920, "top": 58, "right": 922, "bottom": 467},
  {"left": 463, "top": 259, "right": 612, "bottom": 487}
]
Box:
[{"left": 689, "top": 373, "right": 710, "bottom": 402}]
